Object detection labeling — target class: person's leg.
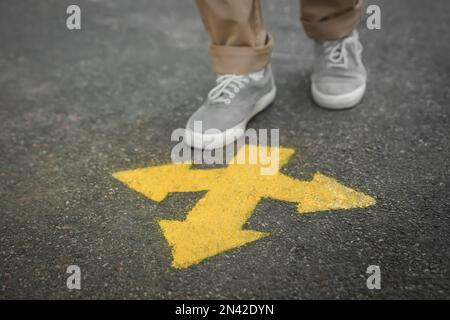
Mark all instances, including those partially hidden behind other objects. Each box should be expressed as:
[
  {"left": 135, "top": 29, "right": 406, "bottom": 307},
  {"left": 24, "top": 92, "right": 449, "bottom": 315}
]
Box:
[
  {"left": 185, "top": 1, "right": 277, "bottom": 150},
  {"left": 196, "top": 0, "right": 273, "bottom": 75},
  {"left": 300, "top": 0, "right": 362, "bottom": 40},
  {"left": 300, "top": 0, "right": 367, "bottom": 110}
]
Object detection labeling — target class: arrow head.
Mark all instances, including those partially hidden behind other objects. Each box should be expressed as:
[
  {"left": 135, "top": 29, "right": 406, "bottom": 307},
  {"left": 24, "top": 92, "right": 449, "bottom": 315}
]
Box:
[
  {"left": 113, "top": 163, "right": 193, "bottom": 202},
  {"left": 297, "top": 173, "right": 376, "bottom": 213},
  {"left": 159, "top": 219, "right": 269, "bottom": 269}
]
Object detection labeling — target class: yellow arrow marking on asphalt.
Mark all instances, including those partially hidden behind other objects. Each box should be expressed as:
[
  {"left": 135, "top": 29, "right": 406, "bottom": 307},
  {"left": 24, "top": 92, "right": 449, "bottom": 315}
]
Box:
[{"left": 113, "top": 144, "right": 375, "bottom": 269}]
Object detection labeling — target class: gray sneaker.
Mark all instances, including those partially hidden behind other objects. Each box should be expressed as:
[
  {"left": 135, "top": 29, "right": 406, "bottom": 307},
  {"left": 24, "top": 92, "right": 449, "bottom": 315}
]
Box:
[
  {"left": 311, "top": 30, "right": 367, "bottom": 110},
  {"left": 185, "top": 65, "right": 276, "bottom": 150}
]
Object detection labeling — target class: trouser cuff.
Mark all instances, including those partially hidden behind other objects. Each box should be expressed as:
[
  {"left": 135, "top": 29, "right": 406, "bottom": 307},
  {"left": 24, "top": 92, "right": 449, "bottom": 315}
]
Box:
[
  {"left": 209, "top": 35, "right": 274, "bottom": 75},
  {"left": 302, "top": 1, "right": 362, "bottom": 40}
]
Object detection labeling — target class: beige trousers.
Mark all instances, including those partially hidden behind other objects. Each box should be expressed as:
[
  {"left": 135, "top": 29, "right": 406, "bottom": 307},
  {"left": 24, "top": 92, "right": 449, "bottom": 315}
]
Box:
[{"left": 196, "top": 0, "right": 362, "bottom": 74}]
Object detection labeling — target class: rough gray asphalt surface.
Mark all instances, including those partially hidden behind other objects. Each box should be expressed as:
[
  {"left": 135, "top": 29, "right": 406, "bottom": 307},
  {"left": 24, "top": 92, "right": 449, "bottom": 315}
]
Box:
[{"left": 1, "top": 0, "right": 449, "bottom": 299}]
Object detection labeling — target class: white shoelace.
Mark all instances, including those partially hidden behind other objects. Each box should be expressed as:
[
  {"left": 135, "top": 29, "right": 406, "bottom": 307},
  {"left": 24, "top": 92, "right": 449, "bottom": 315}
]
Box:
[
  {"left": 324, "top": 33, "right": 362, "bottom": 69},
  {"left": 208, "top": 74, "right": 251, "bottom": 105}
]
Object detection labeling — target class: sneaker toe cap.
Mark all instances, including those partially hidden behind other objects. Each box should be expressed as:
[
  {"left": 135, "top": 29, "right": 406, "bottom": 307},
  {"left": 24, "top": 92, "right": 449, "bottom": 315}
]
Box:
[
  {"left": 186, "top": 106, "right": 237, "bottom": 133},
  {"left": 314, "top": 79, "right": 364, "bottom": 95},
  {"left": 313, "top": 77, "right": 364, "bottom": 96}
]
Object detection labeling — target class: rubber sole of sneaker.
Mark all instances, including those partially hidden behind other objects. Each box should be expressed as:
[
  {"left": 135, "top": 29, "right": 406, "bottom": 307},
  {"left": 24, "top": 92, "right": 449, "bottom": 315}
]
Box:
[
  {"left": 184, "top": 85, "right": 277, "bottom": 150},
  {"left": 311, "top": 82, "right": 366, "bottom": 110}
]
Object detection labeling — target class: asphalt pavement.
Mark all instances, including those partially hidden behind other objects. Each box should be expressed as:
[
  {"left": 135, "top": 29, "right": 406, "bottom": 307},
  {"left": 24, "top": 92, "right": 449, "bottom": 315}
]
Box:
[{"left": 0, "top": 0, "right": 449, "bottom": 299}]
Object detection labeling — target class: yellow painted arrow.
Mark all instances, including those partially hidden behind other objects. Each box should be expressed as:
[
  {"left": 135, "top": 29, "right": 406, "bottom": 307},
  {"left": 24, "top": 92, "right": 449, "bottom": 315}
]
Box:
[{"left": 113, "top": 144, "right": 375, "bottom": 269}]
